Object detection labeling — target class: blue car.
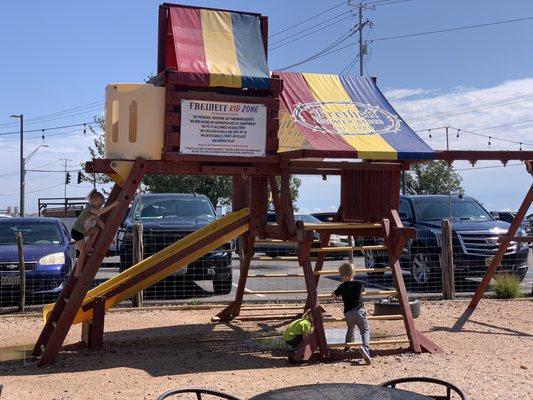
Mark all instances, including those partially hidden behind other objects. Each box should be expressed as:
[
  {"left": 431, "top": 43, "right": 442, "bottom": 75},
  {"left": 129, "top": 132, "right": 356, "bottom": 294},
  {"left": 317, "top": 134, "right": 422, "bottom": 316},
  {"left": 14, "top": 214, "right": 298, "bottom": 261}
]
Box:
[{"left": 0, "top": 217, "right": 75, "bottom": 305}]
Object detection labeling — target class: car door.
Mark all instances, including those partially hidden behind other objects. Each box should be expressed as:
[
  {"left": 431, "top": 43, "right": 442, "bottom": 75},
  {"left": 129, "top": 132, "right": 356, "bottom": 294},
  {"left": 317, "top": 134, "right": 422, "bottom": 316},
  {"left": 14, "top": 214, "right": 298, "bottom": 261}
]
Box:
[{"left": 398, "top": 199, "right": 414, "bottom": 267}]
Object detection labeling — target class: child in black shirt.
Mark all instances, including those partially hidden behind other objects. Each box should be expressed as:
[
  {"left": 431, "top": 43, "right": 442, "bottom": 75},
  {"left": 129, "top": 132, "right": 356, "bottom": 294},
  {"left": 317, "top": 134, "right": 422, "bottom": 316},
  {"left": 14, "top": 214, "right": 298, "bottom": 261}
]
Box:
[{"left": 332, "top": 262, "right": 371, "bottom": 364}]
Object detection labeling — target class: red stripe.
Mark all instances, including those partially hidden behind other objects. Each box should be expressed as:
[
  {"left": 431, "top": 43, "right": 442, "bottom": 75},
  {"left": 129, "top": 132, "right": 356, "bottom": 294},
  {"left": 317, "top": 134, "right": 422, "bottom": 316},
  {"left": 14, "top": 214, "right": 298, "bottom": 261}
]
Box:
[
  {"left": 277, "top": 72, "right": 354, "bottom": 152},
  {"left": 167, "top": 7, "right": 210, "bottom": 85}
]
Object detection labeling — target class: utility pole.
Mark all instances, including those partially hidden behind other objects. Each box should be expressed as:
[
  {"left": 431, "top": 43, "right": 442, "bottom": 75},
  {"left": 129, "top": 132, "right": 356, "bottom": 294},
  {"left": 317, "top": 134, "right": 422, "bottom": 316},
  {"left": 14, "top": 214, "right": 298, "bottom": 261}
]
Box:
[
  {"left": 445, "top": 127, "right": 452, "bottom": 219},
  {"left": 10, "top": 114, "right": 24, "bottom": 216},
  {"left": 350, "top": 1, "right": 374, "bottom": 76},
  {"left": 60, "top": 158, "right": 72, "bottom": 198}
]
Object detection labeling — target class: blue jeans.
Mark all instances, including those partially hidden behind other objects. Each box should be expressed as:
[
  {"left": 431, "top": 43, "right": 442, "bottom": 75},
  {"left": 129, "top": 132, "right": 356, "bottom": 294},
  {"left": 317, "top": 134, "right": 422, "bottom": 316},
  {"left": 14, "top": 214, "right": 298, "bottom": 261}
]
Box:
[{"left": 344, "top": 306, "right": 370, "bottom": 353}]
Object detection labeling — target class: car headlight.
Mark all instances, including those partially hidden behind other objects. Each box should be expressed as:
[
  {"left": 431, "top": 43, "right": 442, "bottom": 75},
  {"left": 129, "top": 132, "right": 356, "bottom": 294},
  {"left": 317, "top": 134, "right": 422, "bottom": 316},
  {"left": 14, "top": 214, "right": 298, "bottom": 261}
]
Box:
[
  {"left": 517, "top": 228, "right": 526, "bottom": 237},
  {"left": 39, "top": 252, "right": 65, "bottom": 265}
]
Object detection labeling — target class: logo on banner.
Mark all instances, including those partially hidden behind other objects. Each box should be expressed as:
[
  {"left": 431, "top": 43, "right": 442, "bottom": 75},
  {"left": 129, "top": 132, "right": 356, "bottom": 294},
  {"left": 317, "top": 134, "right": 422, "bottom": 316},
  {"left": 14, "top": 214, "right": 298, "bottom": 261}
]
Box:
[{"left": 292, "top": 100, "right": 401, "bottom": 136}]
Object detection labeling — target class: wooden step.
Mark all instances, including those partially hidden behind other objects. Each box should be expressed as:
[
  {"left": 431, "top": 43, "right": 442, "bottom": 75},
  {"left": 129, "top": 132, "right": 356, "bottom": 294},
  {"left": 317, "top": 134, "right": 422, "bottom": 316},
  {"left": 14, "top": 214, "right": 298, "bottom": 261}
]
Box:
[
  {"left": 328, "top": 337, "right": 410, "bottom": 349},
  {"left": 314, "top": 267, "right": 391, "bottom": 276},
  {"left": 247, "top": 273, "right": 304, "bottom": 278},
  {"left": 243, "top": 289, "right": 396, "bottom": 297},
  {"left": 318, "top": 290, "right": 396, "bottom": 299},
  {"left": 323, "top": 314, "right": 404, "bottom": 322},
  {"left": 304, "top": 222, "right": 382, "bottom": 231},
  {"left": 240, "top": 305, "right": 304, "bottom": 311},
  {"left": 213, "top": 313, "right": 302, "bottom": 322},
  {"left": 309, "top": 245, "right": 387, "bottom": 253}
]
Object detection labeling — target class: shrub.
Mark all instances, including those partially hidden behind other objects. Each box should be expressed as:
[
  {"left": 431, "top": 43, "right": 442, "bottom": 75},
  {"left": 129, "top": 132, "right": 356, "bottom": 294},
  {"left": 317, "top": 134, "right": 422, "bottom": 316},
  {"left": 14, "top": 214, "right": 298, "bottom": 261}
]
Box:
[{"left": 492, "top": 274, "right": 522, "bottom": 299}]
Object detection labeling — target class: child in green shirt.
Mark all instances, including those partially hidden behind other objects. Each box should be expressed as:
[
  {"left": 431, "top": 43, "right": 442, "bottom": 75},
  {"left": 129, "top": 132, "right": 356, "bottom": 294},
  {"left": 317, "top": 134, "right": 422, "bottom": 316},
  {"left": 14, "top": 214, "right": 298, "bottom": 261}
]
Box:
[{"left": 283, "top": 312, "right": 313, "bottom": 351}]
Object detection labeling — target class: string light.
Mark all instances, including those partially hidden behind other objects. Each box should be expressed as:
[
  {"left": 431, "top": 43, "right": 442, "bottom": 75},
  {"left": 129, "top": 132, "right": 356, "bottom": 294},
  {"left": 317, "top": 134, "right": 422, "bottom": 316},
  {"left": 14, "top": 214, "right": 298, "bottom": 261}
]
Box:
[
  {"left": 456, "top": 128, "right": 460, "bottom": 139},
  {"left": 83, "top": 123, "right": 86, "bottom": 135},
  {"left": 519, "top": 142, "right": 523, "bottom": 151},
  {"left": 41, "top": 129, "right": 45, "bottom": 142},
  {"left": 488, "top": 136, "right": 492, "bottom": 146},
  {"left": 428, "top": 129, "right": 432, "bottom": 138}
]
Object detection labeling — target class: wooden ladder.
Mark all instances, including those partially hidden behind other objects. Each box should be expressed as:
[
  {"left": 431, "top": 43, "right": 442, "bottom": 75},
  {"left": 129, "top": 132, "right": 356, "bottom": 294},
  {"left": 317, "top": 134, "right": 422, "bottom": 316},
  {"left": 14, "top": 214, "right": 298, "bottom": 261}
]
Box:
[{"left": 32, "top": 159, "right": 147, "bottom": 366}]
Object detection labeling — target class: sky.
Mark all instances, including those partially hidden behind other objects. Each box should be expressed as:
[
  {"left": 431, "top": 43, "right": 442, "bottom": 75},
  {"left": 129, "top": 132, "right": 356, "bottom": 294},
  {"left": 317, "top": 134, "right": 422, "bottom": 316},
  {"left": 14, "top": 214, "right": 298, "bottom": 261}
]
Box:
[{"left": 0, "top": 0, "right": 532, "bottom": 214}]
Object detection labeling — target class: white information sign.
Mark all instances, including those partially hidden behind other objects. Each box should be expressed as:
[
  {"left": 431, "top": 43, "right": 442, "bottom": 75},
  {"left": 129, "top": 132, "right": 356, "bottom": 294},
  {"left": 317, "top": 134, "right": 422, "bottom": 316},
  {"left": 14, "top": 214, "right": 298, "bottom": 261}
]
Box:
[{"left": 180, "top": 99, "right": 267, "bottom": 157}]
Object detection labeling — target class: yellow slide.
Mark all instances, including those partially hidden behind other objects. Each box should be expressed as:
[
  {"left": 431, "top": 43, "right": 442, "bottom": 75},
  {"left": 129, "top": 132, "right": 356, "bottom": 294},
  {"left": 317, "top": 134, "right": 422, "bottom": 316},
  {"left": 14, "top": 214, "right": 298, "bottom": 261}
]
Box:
[{"left": 43, "top": 208, "right": 249, "bottom": 324}]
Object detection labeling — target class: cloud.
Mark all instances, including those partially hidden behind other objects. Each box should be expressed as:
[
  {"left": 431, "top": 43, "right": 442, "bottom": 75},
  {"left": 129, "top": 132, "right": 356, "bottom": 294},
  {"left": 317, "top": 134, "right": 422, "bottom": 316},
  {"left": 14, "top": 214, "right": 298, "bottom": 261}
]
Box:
[
  {"left": 383, "top": 88, "right": 436, "bottom": 101},
  {"left": 296, "top": 77, "right": 533, "bottom": 212}
]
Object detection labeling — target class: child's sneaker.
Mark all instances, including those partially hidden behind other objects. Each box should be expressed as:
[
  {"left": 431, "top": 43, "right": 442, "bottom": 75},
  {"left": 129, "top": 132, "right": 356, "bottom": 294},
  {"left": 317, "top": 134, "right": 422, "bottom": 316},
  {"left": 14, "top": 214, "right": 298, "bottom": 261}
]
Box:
[{"left": 359, "top": 347, "right": 372, "bottom": 364}]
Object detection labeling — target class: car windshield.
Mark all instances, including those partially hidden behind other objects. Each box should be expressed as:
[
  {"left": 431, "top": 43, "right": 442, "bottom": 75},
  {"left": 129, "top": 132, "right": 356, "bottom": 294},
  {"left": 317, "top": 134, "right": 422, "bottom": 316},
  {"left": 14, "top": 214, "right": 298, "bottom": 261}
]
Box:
[
  {"left": 414, "top": 199, "right": 492, "bottom": 221},
  {"left": 0, "top": 222, "right": 62, "bottom": 245},
  {"left": 131, "top": 197, "right": 215, "bottom": 221},
  {"left": 295, "top": 214, "right": 322, "bottom": 223}
]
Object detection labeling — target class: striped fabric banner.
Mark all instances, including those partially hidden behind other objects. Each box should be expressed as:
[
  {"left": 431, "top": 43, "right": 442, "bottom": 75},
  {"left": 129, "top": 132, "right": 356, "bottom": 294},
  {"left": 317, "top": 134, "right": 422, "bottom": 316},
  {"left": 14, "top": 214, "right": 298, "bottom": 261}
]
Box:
[
  {"left": 165, "top": 6, "right": 270, "bottom": 89},
  {"left": 277, "top": 72, "right": 435, "bottom": 161}
]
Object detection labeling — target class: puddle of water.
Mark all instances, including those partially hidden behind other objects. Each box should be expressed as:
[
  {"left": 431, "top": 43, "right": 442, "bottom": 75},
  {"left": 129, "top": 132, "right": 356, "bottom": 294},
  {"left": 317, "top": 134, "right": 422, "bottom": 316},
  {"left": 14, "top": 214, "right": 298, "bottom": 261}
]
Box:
[{"left": 0, "top": 344, "right": 35, "bottom": 365}]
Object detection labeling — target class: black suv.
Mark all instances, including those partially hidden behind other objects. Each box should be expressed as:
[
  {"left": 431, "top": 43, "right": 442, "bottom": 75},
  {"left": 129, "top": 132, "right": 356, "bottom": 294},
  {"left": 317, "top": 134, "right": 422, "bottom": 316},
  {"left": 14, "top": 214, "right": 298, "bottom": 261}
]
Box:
[
  {"left": 364, "top": 195, "right": 529, "bottom": 285},
  {"left": 118, "top": 193, "right": 234, "bottom": 295}
]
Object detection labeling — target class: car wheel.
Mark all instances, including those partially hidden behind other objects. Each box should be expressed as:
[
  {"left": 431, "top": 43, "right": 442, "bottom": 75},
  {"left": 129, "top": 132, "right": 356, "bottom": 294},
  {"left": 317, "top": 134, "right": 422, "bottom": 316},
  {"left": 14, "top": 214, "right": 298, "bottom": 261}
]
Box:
[
  {"left": 213, "top": 269, "right": 233, "bottom": 295},
  {"left": 515, "top": 268, "right": 527, "bottom": 282},
  {"left": 411, "top": 250, "right": 437, "bottom": 285},
  {"left": 364, "top": 250, "right": 385, "bottom": 277}
]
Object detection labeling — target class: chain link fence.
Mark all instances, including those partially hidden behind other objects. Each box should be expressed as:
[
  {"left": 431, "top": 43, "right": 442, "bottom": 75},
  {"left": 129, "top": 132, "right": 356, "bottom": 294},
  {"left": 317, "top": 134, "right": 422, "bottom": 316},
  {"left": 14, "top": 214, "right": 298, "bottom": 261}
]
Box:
[{"left": 0, "top": 218, "right": 531, "bottom": 314}]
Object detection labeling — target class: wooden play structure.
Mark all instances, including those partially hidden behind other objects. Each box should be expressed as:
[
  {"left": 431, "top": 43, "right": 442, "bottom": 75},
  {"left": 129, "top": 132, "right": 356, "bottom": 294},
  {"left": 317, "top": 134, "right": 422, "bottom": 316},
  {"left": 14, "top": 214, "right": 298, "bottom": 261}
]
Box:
[{"left": 33, "top": 3, "right": 532, "bottom": 365}]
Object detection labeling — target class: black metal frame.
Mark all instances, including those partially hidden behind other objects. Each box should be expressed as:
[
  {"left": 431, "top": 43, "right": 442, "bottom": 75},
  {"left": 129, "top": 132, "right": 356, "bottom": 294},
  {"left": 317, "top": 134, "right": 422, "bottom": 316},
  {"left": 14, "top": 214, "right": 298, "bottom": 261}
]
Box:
[
  {"left": 157, "top": 387, "right": 242, "bottom": 400},
  {"left": 381, "top": 377, "right": 468, "bottom": 400}
]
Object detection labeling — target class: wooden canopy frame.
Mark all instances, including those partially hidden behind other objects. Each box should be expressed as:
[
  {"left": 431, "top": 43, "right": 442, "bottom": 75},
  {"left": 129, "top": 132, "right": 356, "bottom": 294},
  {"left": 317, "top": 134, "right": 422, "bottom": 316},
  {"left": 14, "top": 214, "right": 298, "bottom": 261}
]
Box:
[{"left": 31, "top": 2, "right": 533, "bottom": 365}]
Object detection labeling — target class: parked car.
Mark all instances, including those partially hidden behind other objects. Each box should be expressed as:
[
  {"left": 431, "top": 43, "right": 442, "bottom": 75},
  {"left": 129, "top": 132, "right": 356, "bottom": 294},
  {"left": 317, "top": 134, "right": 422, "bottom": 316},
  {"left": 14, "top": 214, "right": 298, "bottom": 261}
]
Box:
[
  {"left": 311, "top": 212, "right": 364, "bottom": 251},
  {"left": 365, "top": 195, "right": 529, "bottom": 284},
  {"left": 254, "top": 212, "right": 348, "bottom": 258},
  {"left": 118, "top": 193, "right": 235, "bottom": 295},
  {"left": 490, "top": 211, "right": 528, "bottom": 231},
  {"left": 0, "top": 217, "right": 75, "bottom": 304},
  {"left": 526, "top": 213, "right": 533, "bottom": 236}
]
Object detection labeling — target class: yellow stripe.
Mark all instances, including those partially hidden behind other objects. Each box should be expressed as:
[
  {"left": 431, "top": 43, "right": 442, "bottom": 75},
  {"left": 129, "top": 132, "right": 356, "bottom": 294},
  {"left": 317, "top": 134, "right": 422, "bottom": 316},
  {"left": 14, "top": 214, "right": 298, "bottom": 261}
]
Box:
[
  {"left": 303, "top": 73, "right": 397, "bottom": 160},
  {"left": 201, "top": 10, "right": 241, "bottom": 88}
]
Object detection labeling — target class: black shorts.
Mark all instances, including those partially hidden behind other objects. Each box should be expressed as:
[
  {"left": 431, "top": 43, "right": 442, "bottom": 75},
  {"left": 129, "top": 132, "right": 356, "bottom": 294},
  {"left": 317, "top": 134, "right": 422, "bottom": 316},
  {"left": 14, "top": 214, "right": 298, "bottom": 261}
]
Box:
[{"left": 71, "top": 228, "right": 85, "bottom": 242}]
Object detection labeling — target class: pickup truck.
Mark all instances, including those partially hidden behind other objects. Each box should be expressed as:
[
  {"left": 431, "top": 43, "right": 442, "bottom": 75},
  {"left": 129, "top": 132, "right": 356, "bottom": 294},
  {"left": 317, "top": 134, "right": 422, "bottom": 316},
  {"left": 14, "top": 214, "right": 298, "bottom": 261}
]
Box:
[
  {"left": 118, "top": 193, "right": 234, "bottom": 295},
  {"left": 364, "top": 195, "right": 529, "bottom": 285}
]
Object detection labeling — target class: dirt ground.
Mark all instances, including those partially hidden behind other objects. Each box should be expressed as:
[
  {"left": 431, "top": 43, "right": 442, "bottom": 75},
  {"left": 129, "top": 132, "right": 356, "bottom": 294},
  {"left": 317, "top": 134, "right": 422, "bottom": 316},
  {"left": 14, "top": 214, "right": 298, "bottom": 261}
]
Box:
[{"left": 0, "top": 299, "right": 531, "bottom": 400}]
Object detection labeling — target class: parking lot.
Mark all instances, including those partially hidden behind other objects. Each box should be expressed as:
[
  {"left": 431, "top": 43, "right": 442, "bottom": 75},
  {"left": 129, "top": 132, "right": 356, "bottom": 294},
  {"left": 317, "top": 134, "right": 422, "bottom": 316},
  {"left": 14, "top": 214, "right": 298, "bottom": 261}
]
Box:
[{"left": 95, "top": 247, "right": 533, "bottom": 305}]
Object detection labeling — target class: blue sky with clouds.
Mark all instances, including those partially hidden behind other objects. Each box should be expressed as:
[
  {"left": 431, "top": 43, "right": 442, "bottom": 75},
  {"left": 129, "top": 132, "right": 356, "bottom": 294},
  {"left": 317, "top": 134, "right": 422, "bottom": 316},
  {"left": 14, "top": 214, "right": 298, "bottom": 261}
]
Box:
[{"left": 0, "top": 0, "right": 532, "bottom": 213}]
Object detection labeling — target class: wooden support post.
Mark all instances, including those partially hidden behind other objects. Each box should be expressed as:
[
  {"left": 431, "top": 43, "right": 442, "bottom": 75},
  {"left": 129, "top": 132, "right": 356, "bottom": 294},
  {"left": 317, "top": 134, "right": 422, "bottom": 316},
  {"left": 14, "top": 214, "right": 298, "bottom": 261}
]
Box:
[
  {"left": 131, "top": 223, "right": 144, "bottom": 307},
  {"left": 468, "top": 183, "right": 533, "bottom": 310},
  {"left": 216, "top": 233, "right": 254, "bottom": 320},
  {"left": 382, "top": 216, "right": 421, "bottom": 353},
  {"left": 16, "top": 232, "right": 25, "bottom": 313},
  {"left": 385, "top": 212, "right": 442, "bottom": 354},
  {"left": 441, "top": 219, "right": 455, "bottom": 300},
  {"left": 81, "top": 297, "right": 106, "bottom": 349},
  {"left": 293, "top": 222, "right": 330, "bottom": 361}
]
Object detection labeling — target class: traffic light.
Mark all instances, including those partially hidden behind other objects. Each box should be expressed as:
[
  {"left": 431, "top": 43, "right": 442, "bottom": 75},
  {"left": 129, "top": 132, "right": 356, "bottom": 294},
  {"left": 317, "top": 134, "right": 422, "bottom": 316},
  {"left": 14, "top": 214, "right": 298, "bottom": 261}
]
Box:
[
  {"left": 77, "top": 171, "right": 82, "bottom": 184},
  {"left": 65, "top": 172, "right": 71, "bottom": 184}
]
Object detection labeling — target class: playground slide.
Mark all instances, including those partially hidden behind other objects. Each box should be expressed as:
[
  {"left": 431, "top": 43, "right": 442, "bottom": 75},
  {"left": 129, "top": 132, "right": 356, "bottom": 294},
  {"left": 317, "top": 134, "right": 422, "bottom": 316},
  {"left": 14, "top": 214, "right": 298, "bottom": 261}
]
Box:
[{"left": 43, "top": 208, "right": 249, "bottom": 325}]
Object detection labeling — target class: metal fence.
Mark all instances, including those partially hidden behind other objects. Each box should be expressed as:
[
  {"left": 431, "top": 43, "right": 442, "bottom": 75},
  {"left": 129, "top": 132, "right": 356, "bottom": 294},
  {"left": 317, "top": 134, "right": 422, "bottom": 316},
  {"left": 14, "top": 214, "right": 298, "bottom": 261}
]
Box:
[{"left": 1, "top": 221, "right": 531, "bottom": 314}]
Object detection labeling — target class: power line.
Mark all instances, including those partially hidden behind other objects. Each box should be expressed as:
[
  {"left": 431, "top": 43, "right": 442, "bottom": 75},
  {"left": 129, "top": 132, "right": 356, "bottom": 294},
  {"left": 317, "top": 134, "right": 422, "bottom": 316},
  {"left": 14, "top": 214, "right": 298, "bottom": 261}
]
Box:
[
  {"left": 0, "top": 101, "right": 103, "bottom": 128},
  {"left": 409, "top": 93, "right": 533, "bottom": 122},
  {"left": 370, "top": 16, "right": 533, "bottom": 43},
  {"left": 271, "top": 12, "right": 354, "bottom": 50},
  {"left": 276, "top": 27, "right": 357, "bottom": 70},
  {"left": 455, "top": 163, "right": 522, "bottom": 171},
  {"left": 269, "top": 0, "right": 347, "bottom": 38},
  {"left": 0, "top": 183, "right": 64, "bottom": 197},
  {"left": 0, "top": 121, "right": 98, "bottom": 136},
  {"left": 415, "top": 125, "right": 533, "bottom": 147}
]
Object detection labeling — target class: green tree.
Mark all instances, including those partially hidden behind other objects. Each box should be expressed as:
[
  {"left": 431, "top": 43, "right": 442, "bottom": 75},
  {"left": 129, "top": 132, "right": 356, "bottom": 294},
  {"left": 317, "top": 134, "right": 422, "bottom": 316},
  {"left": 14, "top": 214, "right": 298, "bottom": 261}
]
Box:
[
  {"left": 78, "top": 116, "right": 112, "bottom": 192},
  {"left": 404, "top": 161, "right": 464, "bottom": 195}
]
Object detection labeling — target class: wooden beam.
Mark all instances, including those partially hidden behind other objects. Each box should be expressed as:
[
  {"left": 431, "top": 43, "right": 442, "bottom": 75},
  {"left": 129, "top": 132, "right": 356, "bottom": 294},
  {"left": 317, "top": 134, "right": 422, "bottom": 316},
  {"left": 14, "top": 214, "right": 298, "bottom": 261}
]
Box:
[
  {"left": 328, "top": 338, "right": 410, "bottom": 349},
  {"left": 469, "top": 183, "right": 533, "bottom": 310}
]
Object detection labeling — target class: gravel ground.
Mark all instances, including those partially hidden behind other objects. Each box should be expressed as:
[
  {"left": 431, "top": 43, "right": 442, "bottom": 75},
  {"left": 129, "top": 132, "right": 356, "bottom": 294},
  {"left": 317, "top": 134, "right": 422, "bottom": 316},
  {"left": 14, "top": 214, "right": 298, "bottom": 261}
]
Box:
[{"left": 0, "top": 299, "right": 531, "bottom": 400}]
